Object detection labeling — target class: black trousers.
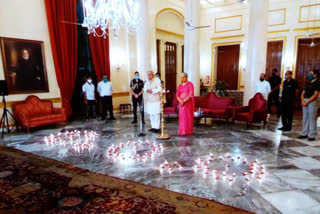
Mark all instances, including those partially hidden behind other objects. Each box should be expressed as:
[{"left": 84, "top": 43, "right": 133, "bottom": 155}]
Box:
[
  {"left": 85, "top": 100, "right": 96, "bottom": 118},
  {"left": 132, "top": 96, "right": 144, "bottom": 122},
  {"left": 268, "top": 93, "right": 280, "bottom": 116},
  {"left": 101, "top": 96, "right": 115, "bottom": 119},
  {"left": 281, "top": 99, "right": 294, "bottom": 130}
]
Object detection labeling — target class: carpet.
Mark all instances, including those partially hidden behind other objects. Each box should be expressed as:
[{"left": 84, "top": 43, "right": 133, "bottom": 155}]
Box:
[{"left": 0, "top": 145, "right": 251, "bottom": 214}]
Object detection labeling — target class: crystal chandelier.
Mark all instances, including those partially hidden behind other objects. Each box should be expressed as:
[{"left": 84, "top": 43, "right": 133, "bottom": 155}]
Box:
[{"left": 82, "top": 0, "right": 140, "bottom": 38}]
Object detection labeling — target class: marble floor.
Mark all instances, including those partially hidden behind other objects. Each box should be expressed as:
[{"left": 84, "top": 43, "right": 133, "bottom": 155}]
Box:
[{"left": 2, "top": 113, "right": 320, "bottom": 214}]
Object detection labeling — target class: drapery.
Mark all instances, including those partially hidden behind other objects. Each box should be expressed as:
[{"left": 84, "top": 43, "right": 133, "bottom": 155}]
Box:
[
  {"left": 45, "top": 0, "right": 78, "bottom": 117},
  {"left": 88, "top": 29, "right": 111, "bottom": 82}
]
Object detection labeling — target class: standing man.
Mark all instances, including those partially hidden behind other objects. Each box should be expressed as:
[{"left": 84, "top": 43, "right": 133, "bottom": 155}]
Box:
[
  {"left": 82, "top": 76, "right": 96, "bottom": 120},
  {"left": 268, "top": 69, "right": 281, "bottom": 117},
  {"left": 144, "top": 71, "right": 161, "bottom": 133},
  {"left": 130, "top": 71, "right": 145, "bottom": 124},
  {"left": 256, "top": 73, "right": 271, "bottom": 100},
  {"left": 279, "top": 70, "right": 297, "bottom": 131},
  {"left": 299, "top": 70, "right": 320, "bottom": 141},
  {"left": 98, "top": 74, "right": 115, "bottom": 121}
]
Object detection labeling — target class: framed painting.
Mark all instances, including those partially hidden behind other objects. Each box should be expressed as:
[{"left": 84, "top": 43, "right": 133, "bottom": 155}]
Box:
[{"left": 0, "top": 37, "right": 49, "bottom": 94}]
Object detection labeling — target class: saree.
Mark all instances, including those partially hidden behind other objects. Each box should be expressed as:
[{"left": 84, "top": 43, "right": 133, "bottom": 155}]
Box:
[{"left": 176, "top": 81, "right": 194, "bottom": 136}]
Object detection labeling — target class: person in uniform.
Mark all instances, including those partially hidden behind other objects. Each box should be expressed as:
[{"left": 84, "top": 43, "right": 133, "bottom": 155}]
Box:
[
  {"left": 130, "top": 71, "right": 145, "bottom": 124},
  {"left": 279, "top": 70, "right": 297, "bottom": 131},
  {"left": 144, "top": 71, "right": 161, "bottom": 133},
  {"left": 268, "top": 69, "right": 281, "bottom": 117}
]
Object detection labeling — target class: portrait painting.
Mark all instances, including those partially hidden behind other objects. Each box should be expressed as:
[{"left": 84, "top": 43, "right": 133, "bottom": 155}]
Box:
[{"left": 0, "top": 37, "right": 49, "bottom": 94}]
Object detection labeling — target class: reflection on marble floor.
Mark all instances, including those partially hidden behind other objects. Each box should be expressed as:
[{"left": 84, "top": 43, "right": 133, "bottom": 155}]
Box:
[{"left": 2, "top": 114, "right": 320, "bottom": 214}]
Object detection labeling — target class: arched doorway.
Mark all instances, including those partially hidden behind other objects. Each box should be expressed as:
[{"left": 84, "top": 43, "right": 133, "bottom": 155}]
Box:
[{"left": 155, "top": 8, "right": 184, "bottom": 94}]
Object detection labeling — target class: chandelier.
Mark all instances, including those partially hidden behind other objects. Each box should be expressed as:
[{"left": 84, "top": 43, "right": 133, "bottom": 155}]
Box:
[{"left": 82, "top": 0, "right": 140, "bottom": 38}]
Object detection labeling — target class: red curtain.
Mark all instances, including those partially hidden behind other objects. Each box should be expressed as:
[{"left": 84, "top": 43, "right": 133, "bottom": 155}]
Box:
[
  {"left": 88, "top": 29, "right": 111, "bottom": 82},
  {"left": 45, "top": 0, "right": 78, "bottom": 117}
]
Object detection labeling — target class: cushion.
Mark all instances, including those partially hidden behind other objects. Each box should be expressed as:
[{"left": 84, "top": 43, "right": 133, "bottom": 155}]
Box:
[
  {"left": 202, "top": 108, "right": 226, "bottom": 115},
  {"left": 29, "top": 114, "right": 65, "bottom": 124}
]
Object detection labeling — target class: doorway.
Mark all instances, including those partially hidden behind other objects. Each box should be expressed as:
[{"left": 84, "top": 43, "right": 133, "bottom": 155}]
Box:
[
  {"left": 296, "top": 38, "right": 320, "bottom": 89},
  {"left": 217, "top": 44, "right": 240, "bottom": 90},
  {"left": 266, "top": 40, "right": 283, "bottom": 79},
  {"left": 165, "top": 42, "right": 177, "bottom": 93}
]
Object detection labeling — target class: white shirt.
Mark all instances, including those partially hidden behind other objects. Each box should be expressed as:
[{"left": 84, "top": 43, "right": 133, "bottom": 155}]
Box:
[
  {"left": 97, "top": 81, "right": 113, "bottom": 97},
  {"left": 256, "top": 80, "right": 271, "bottom": 100},
  {"left": 82, "top": 82, "right": 95, "bottom": 100}
]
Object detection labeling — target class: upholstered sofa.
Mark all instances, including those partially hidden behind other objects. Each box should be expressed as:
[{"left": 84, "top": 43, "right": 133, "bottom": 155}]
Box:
[
  {"left": 194, "top": 92, "right": 235, "bottom": 121},
  {"left": 232, "top": 93, "right": 268, "bottom": 126},
  {"left": 164, "top": 93, "right": 179, "bottom": 117},
  {"left": 164, "top": 92, "right": 235, "bottom": 121},
  {"left": 13, "top": 95, "right": 67, "bottom": 133}
]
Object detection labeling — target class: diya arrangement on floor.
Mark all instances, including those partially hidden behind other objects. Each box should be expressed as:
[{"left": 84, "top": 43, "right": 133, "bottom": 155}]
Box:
[{"left": 12, "top": 70, "right": 320, "bottom": 141}]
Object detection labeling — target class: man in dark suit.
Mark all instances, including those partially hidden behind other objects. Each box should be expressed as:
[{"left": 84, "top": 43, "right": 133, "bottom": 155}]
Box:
[{"left": 279, "top": 70, "right": 297, "bottom": 132}]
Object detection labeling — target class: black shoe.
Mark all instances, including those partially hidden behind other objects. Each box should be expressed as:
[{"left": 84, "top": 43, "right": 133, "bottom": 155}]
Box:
[
  {"left": 283, "top": 128, "right": 292, "bottom": 132},
  {"left": 153, "top": 129, "right": 160, "bottom": 133},
  {"left": 308, "top": 138, "right": 315, "bottom": 141},
  {"left": 278, "top": 127, "right": 284, "bottom": 130},
  {"left": 298, "top": 135, "right": 308, "bottom": 139},
  {"left": 131, "top": 120, "right": 137, "bottom": 124},
  {"left": 142, "top": 121, "right": 145, "bottom": 124},
  {"left": 109, "top": 117, "right": 116, "bottom": 120},
  {"left": 101, "top": 117, "right": 106, "bottom": 121},
  {"left": 148, "top": 128, "right": 155, "bottom": 132}
]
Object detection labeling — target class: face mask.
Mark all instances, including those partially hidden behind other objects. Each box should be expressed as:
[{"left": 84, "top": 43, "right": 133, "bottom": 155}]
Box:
[
  {"left": 307, "top": 74, "right": 315, "bottom": 81},
  {"left": 88, "top": 79, "right": 92, "bottom": 83},
  {"left": 135, "top": 76, "right": 139, "bottom": 80},
  {"left": 260, "top": 78, "right": 264, "bottom": 82},
  {"left": 103, "top": 78, "right": 108, "bottom": 82},
  {"left": 156, "top": 76, "right": 160, "bottom": 79}
]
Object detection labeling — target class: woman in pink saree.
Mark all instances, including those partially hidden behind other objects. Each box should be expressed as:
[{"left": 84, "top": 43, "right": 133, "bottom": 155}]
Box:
[{"left": 176, "top": 73, "right": 194, "bottom": 136}]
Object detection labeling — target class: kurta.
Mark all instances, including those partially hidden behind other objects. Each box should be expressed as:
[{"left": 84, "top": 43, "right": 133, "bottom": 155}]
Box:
[
  {"left": 177, "top": 81, "right": 194, "bottom": 136},
  {"left": 144, "top": 78, "right": 161, "bottom": 114}
]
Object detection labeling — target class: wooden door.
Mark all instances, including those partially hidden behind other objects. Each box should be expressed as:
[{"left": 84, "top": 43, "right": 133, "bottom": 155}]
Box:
[
  {"left": 266, "top": 40, "right": 283, "bottom": 79},
  {"left": 296, "top": 38, "right": 320, "bottom": 89},
  {"left": 217, "top": 44, "right": 240, "bottom": 90},
  {"left": 165, "top": 42, "right": 177, "bottom": 93}
]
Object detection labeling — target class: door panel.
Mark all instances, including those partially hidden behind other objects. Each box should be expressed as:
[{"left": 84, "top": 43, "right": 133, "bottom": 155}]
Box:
[
  {"left": 296, "top": 38, "right": 320, "bottom": 89},
  {"left": 266, "top": 40, "right": 283, "bottom": 79},
  {"left": 165, "top": 42, "right": 177, "bottom": 93},
  {"left": 217, "top": 44, "right": 240, "bottom": 90}
]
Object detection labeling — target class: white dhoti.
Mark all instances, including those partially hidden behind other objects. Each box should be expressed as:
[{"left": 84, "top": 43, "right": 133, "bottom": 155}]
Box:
[
  {"left": 146, "top": 101, "right": 161, "bottom": 129},
  {"left": 144, "top": 78, "right": 162, "bottom": 130}
]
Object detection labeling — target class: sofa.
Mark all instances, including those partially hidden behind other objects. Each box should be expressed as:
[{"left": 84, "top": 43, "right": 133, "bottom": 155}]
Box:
[
  {"left": 164, "top": 92, "right": 179, "bottom": 117},
  {"left": 232, "top": 93, "right": 268, "bottom": 126},
  {"left": 13, "top": 95, "right": 67, "bottom": 133},
  {"left": 164, "top": 92, "right": 235, "bottom": 121},
  {"left": 194, "top": 92, "right": 235, "bottom": 121}
]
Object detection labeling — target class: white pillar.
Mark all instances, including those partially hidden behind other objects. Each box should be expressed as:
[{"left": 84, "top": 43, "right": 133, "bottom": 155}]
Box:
[
  {"left": 136, "top": 0, "right": 151, "bottom": 81},
  {"left": 243, "top": 0, "right": 269, "bottom": 104},
  {"left": 184, "top": 0, "right": 200, "bottom": 96}
]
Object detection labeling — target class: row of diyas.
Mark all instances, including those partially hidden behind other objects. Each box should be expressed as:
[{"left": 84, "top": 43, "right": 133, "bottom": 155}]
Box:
[
  {"left": 159, "top": 161, "right": 182, "bottom": 174},
  {"left": 106, "top": 141, "right": 164, "bottom": 162},
  {"left": 192, "top": 153, "right": 266, "bottom": 183},
  {"left": 43, "top": 130, "right": 98, "bottom": 153}
]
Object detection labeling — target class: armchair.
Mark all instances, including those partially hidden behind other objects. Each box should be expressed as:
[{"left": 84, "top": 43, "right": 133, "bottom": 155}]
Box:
[{"left": 232, "top": 93, "right": 268, "bottom": 126}]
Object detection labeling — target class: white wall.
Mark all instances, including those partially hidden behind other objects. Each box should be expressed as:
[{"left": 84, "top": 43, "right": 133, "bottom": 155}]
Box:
[{"left": 0, "top": 0, "right": 61, "bottom": 102}]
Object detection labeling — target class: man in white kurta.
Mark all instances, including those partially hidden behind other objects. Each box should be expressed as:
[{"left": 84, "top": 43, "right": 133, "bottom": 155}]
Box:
[
  {"left": 256, "top": 73, "right": 271, "bottom": 100},
  {"left": 144, "top": 71, "right": 161, "bottom": 132}
]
